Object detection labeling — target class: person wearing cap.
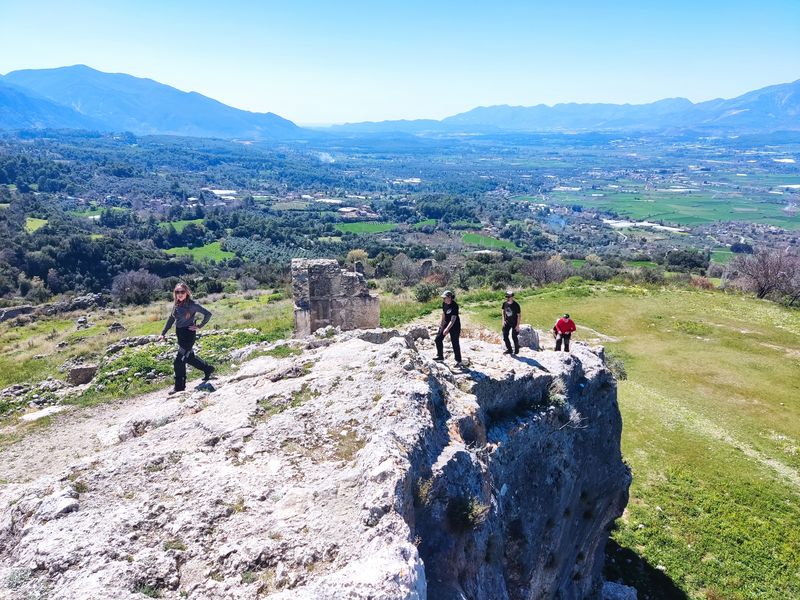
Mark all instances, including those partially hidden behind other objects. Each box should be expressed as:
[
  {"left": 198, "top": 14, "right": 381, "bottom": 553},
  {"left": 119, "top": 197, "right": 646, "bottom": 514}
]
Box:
[
  {"left": 553, "top": 313, "right": 576, "bottom": 352},
  {"left": 502, "top": 290, "right": 521, "bottom": 355},
  {"left": 434, "top": 290, "right": 462, "bottom": 365}
]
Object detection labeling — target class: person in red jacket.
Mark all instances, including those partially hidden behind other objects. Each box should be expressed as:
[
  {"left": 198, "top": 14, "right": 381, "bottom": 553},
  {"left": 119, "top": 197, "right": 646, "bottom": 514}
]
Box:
[{"left": 553, "top": 313, "right": 576, "bottom": 352}]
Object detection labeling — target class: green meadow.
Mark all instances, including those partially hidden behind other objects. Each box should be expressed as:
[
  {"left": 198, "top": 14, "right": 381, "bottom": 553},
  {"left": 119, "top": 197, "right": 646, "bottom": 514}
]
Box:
[
  {"left": 164, "top": 241, "right": 234, "bottom": 261},
  {"left": 467, "top": 281, "right": 800, "bottom": 599},
  {"left": 160, "top": 218, "right": 205, "bottom": 233},
  {"left": 335, "top": 221, "right": 399, "bottom": 234},
  {"left": 462, "top": 232, "right": 518, "bottom": 250},
  {"left": 518, "top": 190, "right": 800, "bottom": 229},
  {"left": 412, "top": 218, "right": 437, "bottom": 229},
  {"left": 24, "top": 217, "right": 48, "bottom": 233}
]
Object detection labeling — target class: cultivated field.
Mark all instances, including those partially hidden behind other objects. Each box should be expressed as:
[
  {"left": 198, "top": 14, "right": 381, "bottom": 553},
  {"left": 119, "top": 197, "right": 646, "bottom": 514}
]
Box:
[{"left": 164, "top": 241, "right": 234, "bottom": 261}]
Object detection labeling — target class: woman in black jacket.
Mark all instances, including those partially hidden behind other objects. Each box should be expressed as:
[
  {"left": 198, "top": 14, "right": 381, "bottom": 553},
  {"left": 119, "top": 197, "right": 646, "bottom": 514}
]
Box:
[{"left": 159, "top": 283, "right": 214, "bottom": 392}]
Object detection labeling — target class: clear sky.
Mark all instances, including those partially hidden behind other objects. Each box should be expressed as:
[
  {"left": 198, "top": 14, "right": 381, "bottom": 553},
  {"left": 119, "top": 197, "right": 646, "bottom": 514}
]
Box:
[{"left": 1, "top": 0, "right": 798, "bottom": 124}]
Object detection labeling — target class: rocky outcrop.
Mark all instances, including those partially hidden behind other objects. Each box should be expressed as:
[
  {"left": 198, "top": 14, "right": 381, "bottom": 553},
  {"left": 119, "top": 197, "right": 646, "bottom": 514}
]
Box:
[
  {"left": 292, "top": 258, "right": 380, "bottom": 336},
  {"left": 0, "top": 329, "right": 629, "bottom": 600},
  {"left": 0, "top": 305, "right": 35, "bottom": 324},
  {"left": 0, "top": 294, "right": 107, "bottom": 324},
  {"left": 67, "top": 365, "right": 98, "bottom": 386}
]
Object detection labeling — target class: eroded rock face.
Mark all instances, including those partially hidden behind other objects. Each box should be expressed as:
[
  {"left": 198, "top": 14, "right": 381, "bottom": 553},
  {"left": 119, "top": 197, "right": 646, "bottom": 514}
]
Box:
[{"left": 0, "top": 329, "right": 629, "bottom": 600}]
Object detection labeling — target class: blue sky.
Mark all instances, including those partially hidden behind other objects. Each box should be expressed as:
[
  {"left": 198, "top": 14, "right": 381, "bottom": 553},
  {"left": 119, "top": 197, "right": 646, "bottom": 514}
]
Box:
[{"left": 1, "top": 0, "right": 798, "bottom": 124}]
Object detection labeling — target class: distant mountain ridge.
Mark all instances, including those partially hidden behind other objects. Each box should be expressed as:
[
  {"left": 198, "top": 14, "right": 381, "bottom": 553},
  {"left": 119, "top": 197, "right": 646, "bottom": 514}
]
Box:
[
  {"left": 1, "top": 65, "right": 302, "bottom": 139},
  {"left": 329, "top": 79, "right": 800, "bottom": 135},
  {"left": 1, "top": 65, "right": 798, "bottom": 138}
]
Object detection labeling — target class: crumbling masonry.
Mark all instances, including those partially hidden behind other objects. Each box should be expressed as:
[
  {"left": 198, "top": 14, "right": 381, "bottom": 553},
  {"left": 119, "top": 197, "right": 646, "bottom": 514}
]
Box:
[{"left": 291, "top": 258, "right": 380, "bottom": 336}]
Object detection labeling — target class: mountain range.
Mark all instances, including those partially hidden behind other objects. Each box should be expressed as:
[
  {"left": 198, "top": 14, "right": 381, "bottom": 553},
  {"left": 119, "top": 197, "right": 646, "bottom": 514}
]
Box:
[
  {"left": 0, "top": 65, "right": 301, "bottom": 139},
  {"left": 0, "top": 65, "right": 798, "bottom": 139},
  {"left": 331, "top": 80, "right": 800, "bottom": 135}
]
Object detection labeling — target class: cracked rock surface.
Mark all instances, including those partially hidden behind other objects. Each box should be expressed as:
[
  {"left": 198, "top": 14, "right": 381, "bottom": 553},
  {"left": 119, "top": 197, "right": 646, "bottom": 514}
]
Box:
[{"left": 0, "top": 328, "right": 629, "bottom": 599}]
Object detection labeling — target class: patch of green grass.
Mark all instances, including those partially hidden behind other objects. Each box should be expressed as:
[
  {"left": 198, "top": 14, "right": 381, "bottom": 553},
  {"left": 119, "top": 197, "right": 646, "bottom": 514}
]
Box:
[
  {"left": 412, "top": 219, "right": 437, "bottom": 229},
  {"left": 165, "top": 241, "right": 235, "bottom": 262},
  {"left": 163, "top": 539, "right": 186, "bottom": 551},
  {"left": 625, "top": 260, "right": 658, "bottom": 268},
  {"left": 0, "top": 203, "right": 9, "bottom": 210},
  {"left": 335, "top": 221, "right": 398, "bottom": 234},
  {"left": 379, "top": 297, "right": 440, "bottom": 328},
  {"left": 712, "top": 249, "right": 735, "bottom": 264},
  {"left": 160, "top": 218, "right": 204, "bottom": 233},
  {"left": 260, "top": 344, "right": 302, "bottom": 358},
  {"left": 462, "top": 232, "right": 517, "bottom": 250},
  {"left": 70, "top": 207, "right": 127, "bottom": 218},
  {"left": 24, "top": 217, "right": 47, "bottom": 233},
  {"left": 470, "top": 282, "right": 800, "bottom": 599}
]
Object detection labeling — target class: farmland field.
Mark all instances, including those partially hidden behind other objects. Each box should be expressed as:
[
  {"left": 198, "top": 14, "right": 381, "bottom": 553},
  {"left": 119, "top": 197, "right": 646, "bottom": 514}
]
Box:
[
  {"left": 518, "top": 190, "right": 800, "bottom": 229},
  {"left": 335, "top": 221, "right": 398, "bottom": 234},
  {"left": 24, "top": 217, "right": 47, "bottom": 232},
  {"left": 164, "top": 241, "right": 234, "bottom": 261},
  {"left": 468, "top": 282, "right": 800, "bottom": 600},
  {"left": 160, "top": 218, "right": 204, "bottom": 233},
  {"left": 462, "top": 232, "right": 518, "bottom": 250}
]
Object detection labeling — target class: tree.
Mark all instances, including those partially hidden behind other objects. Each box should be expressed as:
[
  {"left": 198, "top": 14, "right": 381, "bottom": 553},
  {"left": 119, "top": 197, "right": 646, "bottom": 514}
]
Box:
[
  {"left": 729, "top": 250, "right": 794, "bottom": 299},
  {"left": 346, "top": 249, "right": 368, "bottom": 266},
  {"left": 112, "top": 270, "right": 162, "bottom": 305},
  {"left": 392, "top": 253, "right": 418, "bottom": 285}
]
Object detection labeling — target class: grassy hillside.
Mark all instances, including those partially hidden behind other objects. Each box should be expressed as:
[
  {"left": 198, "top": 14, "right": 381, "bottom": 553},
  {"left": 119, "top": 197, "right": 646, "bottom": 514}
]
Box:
[
  {"left": 1, "top": 281, "right": 797, "bottom": 598},
  {"left": 468, "top": 281, "right": 800, "bottom": 599}
]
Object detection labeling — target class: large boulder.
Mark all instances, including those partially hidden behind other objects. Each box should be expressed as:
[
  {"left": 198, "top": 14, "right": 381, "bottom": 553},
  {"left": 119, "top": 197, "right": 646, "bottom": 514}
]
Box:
[{"left": 67, "top": 365, "right": 98, "bottom": 386}]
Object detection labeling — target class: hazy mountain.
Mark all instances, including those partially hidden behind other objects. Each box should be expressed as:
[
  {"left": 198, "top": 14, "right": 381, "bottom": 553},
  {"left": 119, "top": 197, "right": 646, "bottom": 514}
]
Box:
[
  {"left": 2, "top": 66, "right": 797, "bottom": 139},
  {"left": 0, "top": 78, "right": 101, "bottom": 130},
  {"left": 2, "top": 65, "right": 302, "bottom": 139},
  {"left": 326, "top": 80, "right": 800, "bottom": 135}
]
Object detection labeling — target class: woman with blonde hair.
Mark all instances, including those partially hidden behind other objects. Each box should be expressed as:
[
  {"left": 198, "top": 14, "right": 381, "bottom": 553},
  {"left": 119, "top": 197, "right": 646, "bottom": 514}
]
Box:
[{"left": 159, "top": 283, "right": 214, "bottom": 393}]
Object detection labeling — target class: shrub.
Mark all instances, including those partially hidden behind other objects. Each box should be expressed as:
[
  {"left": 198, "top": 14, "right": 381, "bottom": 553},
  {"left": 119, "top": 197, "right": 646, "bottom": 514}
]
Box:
[
  {"left": 446, "top": 495, "right": 489, "bottom": 532},
  {"left": 111, "top": 270, "right": 161, "bottom": 305},
  {"left": 413, "top": 282, "right": 439, "bottom": 303}
]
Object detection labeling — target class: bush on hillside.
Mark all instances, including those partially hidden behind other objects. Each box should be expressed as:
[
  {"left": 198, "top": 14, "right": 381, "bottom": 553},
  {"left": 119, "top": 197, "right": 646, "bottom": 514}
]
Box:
[{"left": 111, "top": 269, "right": 161, "bottom": 305}]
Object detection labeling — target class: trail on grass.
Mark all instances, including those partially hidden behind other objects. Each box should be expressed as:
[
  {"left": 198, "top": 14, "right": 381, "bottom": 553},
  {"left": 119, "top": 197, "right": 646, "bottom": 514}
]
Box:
[{"left": 626, "top": 380, "right": 800, "bottom": 492}]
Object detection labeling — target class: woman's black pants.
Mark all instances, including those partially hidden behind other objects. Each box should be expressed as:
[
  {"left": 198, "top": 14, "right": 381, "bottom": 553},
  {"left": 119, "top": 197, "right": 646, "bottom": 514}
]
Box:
[
  {"left": 174, "top": 328, "right": 211, "bottom": 390},
  {"left": 435, "top": 327, "right": 462, "bottom": 362}
]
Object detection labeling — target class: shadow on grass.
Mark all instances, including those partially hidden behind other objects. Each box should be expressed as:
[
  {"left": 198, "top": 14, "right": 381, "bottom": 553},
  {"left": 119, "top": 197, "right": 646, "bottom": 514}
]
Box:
[{"left": 604, "top": 540, "right": 688, "bottom": 600}]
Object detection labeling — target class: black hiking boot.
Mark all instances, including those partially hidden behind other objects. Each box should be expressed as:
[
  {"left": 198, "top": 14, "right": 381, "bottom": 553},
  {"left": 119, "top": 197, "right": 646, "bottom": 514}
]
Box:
[
  {"left": 503, "top": 349, "right": 512, "bottom": 355},
  {"left": 203, "top": 365, "right": 215, "bottom": 381},
  {"left": 433, "top": 356, "right": 445, "bottom": 362}
]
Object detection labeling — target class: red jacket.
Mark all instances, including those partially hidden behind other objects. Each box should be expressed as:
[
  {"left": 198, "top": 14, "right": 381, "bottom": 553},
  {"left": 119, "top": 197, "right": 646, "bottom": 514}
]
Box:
[{"left": 554, "top": 317, "right": 576, "bottom": 334}]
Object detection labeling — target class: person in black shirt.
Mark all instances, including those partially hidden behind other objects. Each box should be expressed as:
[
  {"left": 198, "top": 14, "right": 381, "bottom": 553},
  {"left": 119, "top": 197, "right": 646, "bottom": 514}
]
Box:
[
  {"left": 159, "top": 283, "right": 215, "bottom": 393},
  {"left": 502, "top": 290, "right": 521, "bottom": 355},
  {"left": 434, "top": 290, "right": 462, "bottom": 365}
]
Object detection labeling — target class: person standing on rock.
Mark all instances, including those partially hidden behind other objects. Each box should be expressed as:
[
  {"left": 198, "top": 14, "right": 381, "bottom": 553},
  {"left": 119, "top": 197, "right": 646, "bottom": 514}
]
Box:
[
  {"left": 434, "top": 290, "right": 462, "bottom": 365},
  {"left": 552, "top": 313, "right": 576, "bottom": 352},
  {"left": 502, "top": 290, "right": 521, "bottom": 355},
  {"left": 159, "top": 283, "right": 215, "bottom": 393}
]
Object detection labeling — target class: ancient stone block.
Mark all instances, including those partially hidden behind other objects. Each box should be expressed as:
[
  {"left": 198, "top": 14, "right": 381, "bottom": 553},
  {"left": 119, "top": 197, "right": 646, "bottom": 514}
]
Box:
[{"left": 292, "top": 259, "right": 380, "bottom": 336}]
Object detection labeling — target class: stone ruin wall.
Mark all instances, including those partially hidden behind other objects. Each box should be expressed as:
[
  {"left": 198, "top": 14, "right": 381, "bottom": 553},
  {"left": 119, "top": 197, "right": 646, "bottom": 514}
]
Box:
[{"left": 291, "top": 258, "right": 380, "bottom": 336}]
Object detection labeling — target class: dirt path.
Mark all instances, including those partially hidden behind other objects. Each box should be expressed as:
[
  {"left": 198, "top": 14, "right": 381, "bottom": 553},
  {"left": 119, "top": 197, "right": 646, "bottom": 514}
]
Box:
[{"left": 0, "top": 377, "right": 208, "bottom": 484}]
